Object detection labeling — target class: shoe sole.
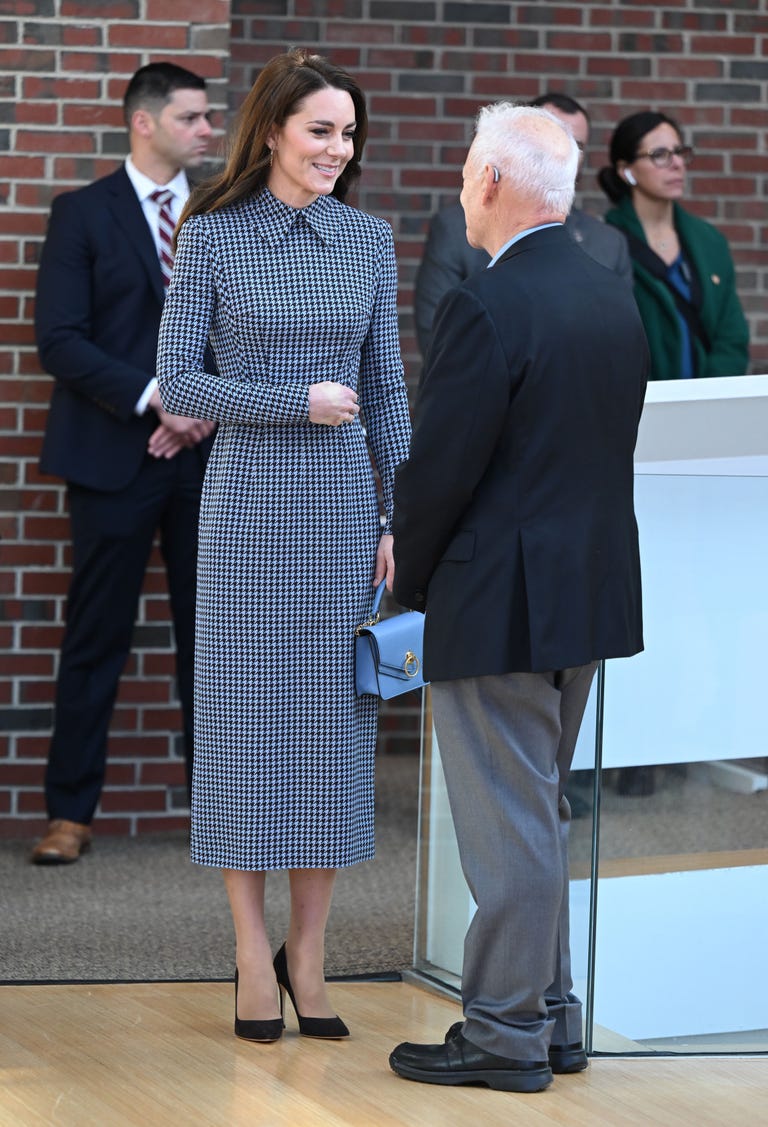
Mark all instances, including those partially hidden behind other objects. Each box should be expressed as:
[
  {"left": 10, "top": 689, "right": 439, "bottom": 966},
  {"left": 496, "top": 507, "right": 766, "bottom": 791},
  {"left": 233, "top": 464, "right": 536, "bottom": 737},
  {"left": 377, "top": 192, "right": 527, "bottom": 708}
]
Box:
[
  {"left": 31, "top": 842, "right": 90, "bottom": 865},
  {"left": 389, "top": 1059, "right": 552, "bottom": 1093},
  {"left": 31, "top": 852, "right": 83, "bottom": 865},
  {"left": 549, "top": 1050, "right": 589, "bottom": 1074}
]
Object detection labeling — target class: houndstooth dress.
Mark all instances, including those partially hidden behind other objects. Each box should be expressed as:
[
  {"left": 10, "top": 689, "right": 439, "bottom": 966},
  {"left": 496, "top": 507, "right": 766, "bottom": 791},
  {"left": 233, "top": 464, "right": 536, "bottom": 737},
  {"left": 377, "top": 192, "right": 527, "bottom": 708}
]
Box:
[{"left": 156, "top": 189, "right": 411, "bottom": 870}]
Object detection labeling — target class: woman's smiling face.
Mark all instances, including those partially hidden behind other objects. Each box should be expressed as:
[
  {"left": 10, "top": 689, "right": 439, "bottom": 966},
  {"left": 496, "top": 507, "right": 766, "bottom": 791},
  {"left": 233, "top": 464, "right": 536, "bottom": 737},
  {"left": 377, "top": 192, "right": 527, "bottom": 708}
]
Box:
[{"left": 267, "top": 86, "right": 356, "bottom": 208}]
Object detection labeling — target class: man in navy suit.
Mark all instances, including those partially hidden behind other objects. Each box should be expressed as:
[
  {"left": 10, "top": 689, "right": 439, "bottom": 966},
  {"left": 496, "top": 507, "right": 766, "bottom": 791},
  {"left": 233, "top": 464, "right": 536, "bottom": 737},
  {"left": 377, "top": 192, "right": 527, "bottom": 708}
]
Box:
[
  {"left": 389, "top": 105, "right": 647, "bottom": 1092},
  {"left": 32, "top": 63, "right": 215, "bottom": 864}
]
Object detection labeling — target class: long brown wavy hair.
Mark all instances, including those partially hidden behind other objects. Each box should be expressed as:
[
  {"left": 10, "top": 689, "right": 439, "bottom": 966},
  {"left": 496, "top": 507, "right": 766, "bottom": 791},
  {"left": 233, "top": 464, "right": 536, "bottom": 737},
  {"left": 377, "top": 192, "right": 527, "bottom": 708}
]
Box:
[{"left": 175, "top": 48, "right": 368, "bottom": 243}]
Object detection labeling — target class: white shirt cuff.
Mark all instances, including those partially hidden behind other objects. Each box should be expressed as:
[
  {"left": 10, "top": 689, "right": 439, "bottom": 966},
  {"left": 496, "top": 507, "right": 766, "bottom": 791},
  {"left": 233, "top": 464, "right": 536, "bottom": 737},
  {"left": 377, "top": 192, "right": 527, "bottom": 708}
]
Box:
[{"left": 136, "top": 378, "right": 158, "bottom": 415}]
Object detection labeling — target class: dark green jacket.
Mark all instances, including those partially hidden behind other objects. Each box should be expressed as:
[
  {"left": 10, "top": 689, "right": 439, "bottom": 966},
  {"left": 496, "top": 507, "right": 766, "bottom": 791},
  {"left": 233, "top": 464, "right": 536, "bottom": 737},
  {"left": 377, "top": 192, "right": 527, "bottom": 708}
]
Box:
[{"left": 606, "top": 196, "right": 749, "bottom": 381}]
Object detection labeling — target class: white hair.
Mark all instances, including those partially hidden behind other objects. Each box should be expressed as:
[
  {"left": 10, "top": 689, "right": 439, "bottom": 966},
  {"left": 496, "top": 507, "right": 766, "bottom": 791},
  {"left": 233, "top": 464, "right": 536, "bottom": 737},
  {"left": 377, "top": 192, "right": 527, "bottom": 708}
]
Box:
[{"left": 470, "top": 103, "right": 578, "bottom": 214}]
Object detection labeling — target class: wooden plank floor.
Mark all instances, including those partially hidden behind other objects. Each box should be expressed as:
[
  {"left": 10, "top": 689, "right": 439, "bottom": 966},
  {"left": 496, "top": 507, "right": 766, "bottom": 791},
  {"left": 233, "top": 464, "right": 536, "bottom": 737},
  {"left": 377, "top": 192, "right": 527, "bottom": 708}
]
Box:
[{"left": 1, "top": 980, "right": 766, "bottom": 1126}]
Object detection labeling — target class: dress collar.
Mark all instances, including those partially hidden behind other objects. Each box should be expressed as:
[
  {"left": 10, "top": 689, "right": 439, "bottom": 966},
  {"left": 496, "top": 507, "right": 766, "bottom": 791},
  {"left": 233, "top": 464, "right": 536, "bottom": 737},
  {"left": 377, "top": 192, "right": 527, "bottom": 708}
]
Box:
[{"left": 249, "top": 188, "right": 340, "bottom": 245}]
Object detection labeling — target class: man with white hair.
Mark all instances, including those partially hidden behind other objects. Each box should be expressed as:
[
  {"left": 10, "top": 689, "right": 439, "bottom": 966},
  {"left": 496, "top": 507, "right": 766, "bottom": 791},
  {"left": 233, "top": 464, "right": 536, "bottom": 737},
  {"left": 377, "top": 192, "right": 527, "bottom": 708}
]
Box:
[
  {"left": 389, "top": 105, "right": 648, "bottom": 1093},
  {"left": 413, "top": 92, "right": 633, "bottom": 358}
]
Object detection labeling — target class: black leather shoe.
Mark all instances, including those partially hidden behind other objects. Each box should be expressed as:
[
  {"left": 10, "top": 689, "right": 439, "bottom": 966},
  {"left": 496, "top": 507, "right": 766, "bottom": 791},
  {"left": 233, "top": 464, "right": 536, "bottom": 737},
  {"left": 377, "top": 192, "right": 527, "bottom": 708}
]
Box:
[
  {"left": 389, "top": 1031, "right": 552, "bottom": 1092},
  {"left": 445, "top": 1021, "right": 588, "bottom": 1074},
  {"left": 548, "top": 1041, "right": 588, "bottom": 1073}
]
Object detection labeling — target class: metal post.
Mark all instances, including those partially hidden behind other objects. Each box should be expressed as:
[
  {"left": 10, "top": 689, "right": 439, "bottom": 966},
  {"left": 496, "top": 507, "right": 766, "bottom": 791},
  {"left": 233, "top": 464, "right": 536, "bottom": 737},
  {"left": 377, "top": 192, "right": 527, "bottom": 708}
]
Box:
[{"left": 584, "top": 658, "right": 605, "bottom": 1055}]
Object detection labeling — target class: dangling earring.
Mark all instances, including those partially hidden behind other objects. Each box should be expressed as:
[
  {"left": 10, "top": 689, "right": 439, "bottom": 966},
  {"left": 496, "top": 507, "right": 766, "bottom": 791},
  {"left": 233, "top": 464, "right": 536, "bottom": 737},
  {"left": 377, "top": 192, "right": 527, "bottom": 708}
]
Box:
[{"left": 268, "top": 147, "right": 274, "bottom": 168}]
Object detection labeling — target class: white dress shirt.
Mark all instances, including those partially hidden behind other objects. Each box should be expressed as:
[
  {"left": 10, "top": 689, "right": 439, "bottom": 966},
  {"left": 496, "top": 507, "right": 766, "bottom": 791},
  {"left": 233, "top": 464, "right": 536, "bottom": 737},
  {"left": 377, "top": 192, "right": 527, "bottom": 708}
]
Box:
[{"left": 124, "top": 157, "right": 190, "bottom": 414}]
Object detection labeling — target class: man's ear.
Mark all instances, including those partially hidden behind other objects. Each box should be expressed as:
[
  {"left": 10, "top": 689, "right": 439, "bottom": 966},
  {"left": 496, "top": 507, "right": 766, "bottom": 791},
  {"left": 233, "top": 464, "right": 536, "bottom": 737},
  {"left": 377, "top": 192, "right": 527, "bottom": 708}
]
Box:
[
  {"left": 480, "top": 164, "right": 500, "bottom": 202},
  {"left": 131, "top": 108, "right": 154, "bottom": 139}
]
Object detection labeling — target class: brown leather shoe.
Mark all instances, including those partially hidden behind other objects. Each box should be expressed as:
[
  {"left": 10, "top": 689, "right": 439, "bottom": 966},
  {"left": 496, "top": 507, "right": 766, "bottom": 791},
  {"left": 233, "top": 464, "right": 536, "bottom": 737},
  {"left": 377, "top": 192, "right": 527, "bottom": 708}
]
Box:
[{"left": 31, "top": 819, "right": 92, "bottom": 865}]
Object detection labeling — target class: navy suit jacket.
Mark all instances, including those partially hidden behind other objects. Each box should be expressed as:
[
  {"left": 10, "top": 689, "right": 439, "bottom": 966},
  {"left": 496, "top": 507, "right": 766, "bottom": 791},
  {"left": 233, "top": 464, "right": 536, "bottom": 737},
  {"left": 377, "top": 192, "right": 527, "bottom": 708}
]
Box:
[
  {"left": 35, "top": 165, "right": 212, "bottom": 491},
  {"left": 414, "top": 201, "right": 633, "bottom": 357},
  {"left": 394, "top": 225, "right": 648, "bottom": 679}
]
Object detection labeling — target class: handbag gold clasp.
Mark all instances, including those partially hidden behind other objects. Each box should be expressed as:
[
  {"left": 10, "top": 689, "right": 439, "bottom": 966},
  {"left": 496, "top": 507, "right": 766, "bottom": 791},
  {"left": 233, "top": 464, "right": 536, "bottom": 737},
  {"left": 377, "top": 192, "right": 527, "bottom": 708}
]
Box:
[
  {"left": 354, "top": 612, "right": 380, "bottom": 636},
  {"left": 403, "top": 651, "right": 420, "bottom": 678}
]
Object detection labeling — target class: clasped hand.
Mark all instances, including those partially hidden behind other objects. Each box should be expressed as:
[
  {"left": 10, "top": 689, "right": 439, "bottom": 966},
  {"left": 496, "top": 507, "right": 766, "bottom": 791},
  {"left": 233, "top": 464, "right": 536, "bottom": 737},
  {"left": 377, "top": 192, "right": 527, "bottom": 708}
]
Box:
[
  {"left": 147, "top": 389, "right": 215, "bottom": 459},
  {"left": 308, "top": 381, "right": 360, "bottom": 426}
]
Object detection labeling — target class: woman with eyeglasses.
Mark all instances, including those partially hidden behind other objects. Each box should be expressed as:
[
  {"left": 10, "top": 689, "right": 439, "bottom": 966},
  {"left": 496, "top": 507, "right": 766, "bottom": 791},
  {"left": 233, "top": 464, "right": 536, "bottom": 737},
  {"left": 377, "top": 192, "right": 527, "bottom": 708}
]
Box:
[{"left": 598, "top": 111, "right": 749, "bottom": 382}]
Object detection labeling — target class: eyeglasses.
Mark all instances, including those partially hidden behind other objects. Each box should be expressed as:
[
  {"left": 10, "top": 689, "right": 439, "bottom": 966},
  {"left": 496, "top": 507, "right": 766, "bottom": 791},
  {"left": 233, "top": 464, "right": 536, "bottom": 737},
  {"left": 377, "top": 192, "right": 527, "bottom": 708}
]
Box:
[{"left": 635, "top": 145, "right": 694, "bottom": 169}]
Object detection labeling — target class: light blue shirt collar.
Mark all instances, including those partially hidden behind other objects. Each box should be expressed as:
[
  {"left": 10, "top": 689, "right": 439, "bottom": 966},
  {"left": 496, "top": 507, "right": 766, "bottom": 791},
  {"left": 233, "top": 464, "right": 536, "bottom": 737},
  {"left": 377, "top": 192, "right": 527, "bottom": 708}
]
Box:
[{"left": 487, "top": 222, "right": 562, "bottom": 267}]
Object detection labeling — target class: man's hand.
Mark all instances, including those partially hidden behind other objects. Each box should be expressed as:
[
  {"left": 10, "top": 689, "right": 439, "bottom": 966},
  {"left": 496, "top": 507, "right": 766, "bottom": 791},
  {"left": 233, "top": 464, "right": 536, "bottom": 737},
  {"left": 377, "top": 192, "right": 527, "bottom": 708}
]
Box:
[
  {"left": 308, "top": 381, "right": 360, "bottom": 426},
  {"left": 147, "top": 388, "right": 215, "bottom": 458}
]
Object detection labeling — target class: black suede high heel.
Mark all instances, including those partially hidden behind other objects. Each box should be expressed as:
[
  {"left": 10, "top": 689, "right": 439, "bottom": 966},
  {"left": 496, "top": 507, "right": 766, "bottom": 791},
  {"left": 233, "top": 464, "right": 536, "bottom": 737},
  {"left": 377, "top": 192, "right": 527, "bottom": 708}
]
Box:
[
  {"left": 273, "top": 943, "right": 349, "bottom": 1039},
  {"left": 234, "top": 967, "right": 284, "bottom": 1042}
]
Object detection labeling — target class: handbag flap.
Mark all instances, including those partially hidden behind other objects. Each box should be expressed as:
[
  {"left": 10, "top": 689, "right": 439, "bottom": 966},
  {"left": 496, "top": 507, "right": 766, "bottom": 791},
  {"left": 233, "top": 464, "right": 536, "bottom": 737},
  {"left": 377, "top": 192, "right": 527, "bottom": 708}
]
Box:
[{"left": 362, "top": 612, "right": 424, "bottom": 681}]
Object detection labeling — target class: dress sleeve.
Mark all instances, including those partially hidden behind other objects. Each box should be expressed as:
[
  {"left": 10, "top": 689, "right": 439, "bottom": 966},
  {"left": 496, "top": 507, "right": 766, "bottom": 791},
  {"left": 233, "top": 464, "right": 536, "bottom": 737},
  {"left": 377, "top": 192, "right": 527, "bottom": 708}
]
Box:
[
  {"left": 156, "top": 215, "right": 309, "bottom": 426},
  {"left": 358, "top": 223, "right": 412, "bottom": 534}
]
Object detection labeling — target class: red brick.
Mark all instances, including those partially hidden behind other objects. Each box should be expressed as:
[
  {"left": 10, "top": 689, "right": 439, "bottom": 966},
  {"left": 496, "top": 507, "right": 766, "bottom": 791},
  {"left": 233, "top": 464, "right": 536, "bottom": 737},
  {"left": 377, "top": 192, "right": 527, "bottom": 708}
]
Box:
[
  {"left": 673, "top": 106, "right": 726, "bottom": 127},
  {"left": 16, "top": 129, "right": 96, "bottom": 155},
  {"left": 399, "top": 121, "right": 466, "bottom": 141},
  {"left": 690, "top": 35, "right": 757, "bottom": 55},
  {"left": 0, "top": 653, "right": 55, "bottom": 676},
  {"left": 18, "top": 625, "right": 65, "bottom": 648},
  {"left": 733, "top": 155, "right": 768, "bottom": 173},
  {"left": 62, "top": 25, "right": 103, "bottom": 47},
  {"left": 513, "top": 53, "right": 581, "bottom": 74},
  {"left": 547, "top": 32, "right": 613, "bottom": 51},
  {"left": 0, "top": 764, "right": 47, "bottom": 786},
  {"left": 590, "top": 9, "right": 655, "bottom": 27},
  {"left": 148, "top": 0, "right": 228, "bottom": 17},
  {"left": 16, "top": 790, "right": 47, "bottom": 814},
  {"left": 21, "top": 571, "right": 69, "bottom": 596},
  {"left": 14, "top": 103, "right": 59, "bottom": 125},
  {"left": 103, "top": 763, "right": 138, "bottom": 786},
  {"left": 658, "top": 58, "right": 723, "bottom": 79},
  {"left": 140, "top": 762, "right": 186, "bottom": 786},
  {"left": 100, "top": 789, "right": 167, "bottom": 813},
  {"left": 18, "top": 680, "right": 57, "bottom": 704},
  {"left": 12, "top": 735, "right": 51, "bottom": 756},
  {"left": 90, "top": 816, "right": 132, "bottom": 834},
  {"left": 109, "top": 735, "right": 171, "bottom": 757},
  {"left": 619, "top": 81, "right": 688, "bottom": 100},
  {"left": 116, "top": 680, "right": 171, "bottom": 704},
  {"left": 63, "top": 104, "right": 125, "bottom": 128},
  {"left": 61, "top": 51, "right": 140, "bottom": 73},
  {"left": 140, "top": 660, "right": 175, "bottom": 684},
  {"left": 61, "top": 0, "right": 139, "bottom": 13},
  {"left": 108, "top": 23, "right": 189, "bottom": 49},
  {"left": 142, "top": 708, "right": 184, "bottom": 729},
  {"left": 402, "top": 26, "right": 467, "bottom": 46},
  {"left": 135, "top": 815, "right": 189, "bottom": 833},
  {"left": 0, "top": 48, "right": 56, "bottom": 71},
  {"left": 472, "top": 75, "right": 540, "bottom": 98},
  {"left": 22, "top": 76, "right": 101, "bottom": 99}
]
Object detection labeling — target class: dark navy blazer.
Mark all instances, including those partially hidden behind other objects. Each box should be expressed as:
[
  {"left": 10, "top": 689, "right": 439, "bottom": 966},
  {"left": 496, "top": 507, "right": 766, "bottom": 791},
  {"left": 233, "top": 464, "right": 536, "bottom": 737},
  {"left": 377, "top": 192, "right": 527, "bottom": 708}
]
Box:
[{"left": 35, "top": 165, "right": 212, "bottom": 491}]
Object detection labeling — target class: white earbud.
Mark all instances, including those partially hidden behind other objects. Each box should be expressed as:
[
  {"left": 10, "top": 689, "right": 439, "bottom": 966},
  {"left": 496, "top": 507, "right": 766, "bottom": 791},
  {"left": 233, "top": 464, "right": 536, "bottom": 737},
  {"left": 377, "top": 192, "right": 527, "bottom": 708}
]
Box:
[
  {"left": 492, "top": 166, "right": 500, "bottom": 183},
  {"left": 624, "top": 169, "right": 637, "bottom": 186}
]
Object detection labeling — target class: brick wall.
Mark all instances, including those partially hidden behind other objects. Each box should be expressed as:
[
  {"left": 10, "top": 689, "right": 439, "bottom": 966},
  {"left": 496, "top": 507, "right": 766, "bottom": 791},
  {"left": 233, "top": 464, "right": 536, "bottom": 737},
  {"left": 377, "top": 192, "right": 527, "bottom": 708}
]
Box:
[
  {"left": 228, "top": 0, "right": 768, "bottom": 795},
  {"left": 3, "top": 0, "right": 767, "bottom": 836},
  {"left": 0, "top": 0, "right": 232, "bottom": 836},
  {"left": 228, "top": 0, "right": 768, "bottom": 378}
]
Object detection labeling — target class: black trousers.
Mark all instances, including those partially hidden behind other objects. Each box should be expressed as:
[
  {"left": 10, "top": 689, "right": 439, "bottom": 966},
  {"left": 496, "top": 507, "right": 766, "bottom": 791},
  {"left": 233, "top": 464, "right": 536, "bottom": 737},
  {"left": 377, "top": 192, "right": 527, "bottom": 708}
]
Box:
[{"left": 45, "top": 449, "right": 205, "bottom": 824}]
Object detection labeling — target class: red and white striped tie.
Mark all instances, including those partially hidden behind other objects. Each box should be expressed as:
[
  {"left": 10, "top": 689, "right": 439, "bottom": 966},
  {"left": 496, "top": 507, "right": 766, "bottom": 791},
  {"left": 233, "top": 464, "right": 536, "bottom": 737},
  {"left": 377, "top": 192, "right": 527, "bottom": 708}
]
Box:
[{"left": 150, "top": 188, "right": 175, "bottom": 288}]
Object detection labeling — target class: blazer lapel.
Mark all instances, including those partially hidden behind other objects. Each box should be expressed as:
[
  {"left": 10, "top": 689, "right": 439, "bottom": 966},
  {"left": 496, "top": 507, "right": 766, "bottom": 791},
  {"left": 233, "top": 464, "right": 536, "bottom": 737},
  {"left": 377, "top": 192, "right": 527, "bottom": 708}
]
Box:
[{"left": 106, "top": 166, "right": 166, "bottom": 306}]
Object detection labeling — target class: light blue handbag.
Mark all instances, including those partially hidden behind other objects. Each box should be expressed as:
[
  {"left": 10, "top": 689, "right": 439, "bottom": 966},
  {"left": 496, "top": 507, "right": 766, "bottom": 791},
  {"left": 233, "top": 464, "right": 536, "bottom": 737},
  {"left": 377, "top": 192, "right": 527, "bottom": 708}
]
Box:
[{"left": 354, "top": 583, "right": 428, "bottom": 699}]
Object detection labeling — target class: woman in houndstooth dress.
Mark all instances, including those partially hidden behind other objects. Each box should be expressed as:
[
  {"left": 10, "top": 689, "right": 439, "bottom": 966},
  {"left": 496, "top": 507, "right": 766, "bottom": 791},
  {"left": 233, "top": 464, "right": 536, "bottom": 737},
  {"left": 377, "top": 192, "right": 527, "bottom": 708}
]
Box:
[{"left": 156, "top": 50, "right": 411, "bottom": 1038}]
